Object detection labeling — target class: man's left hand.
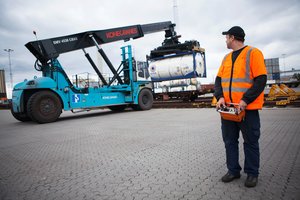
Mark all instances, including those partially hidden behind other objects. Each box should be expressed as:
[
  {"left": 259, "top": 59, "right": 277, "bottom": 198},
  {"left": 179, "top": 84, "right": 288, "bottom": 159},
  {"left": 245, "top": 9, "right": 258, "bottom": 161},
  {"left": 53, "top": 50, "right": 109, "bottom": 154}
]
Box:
[{"left": 238, "top": 100, "right": 247, "bottom": 111}]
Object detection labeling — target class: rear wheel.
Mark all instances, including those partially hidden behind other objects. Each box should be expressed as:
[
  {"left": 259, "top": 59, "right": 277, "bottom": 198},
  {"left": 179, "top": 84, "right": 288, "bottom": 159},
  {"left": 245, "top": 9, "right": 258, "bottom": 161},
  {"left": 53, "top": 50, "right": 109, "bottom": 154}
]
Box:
[
  {"left": 27, "top": 91, "right": 62, "bottom": 123},
  {"left": 11, "top": 107, "right": 31, "bottom": 122},
  {"left": 132, "top": 89, "right": 153, "bottom": 110}
]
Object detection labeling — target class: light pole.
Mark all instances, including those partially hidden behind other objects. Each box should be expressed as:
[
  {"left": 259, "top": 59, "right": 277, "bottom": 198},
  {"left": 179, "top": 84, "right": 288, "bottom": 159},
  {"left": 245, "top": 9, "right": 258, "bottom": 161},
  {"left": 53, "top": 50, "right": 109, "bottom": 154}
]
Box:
[{"left": 4, "top": 48, "right": 13, "bottom": 88}]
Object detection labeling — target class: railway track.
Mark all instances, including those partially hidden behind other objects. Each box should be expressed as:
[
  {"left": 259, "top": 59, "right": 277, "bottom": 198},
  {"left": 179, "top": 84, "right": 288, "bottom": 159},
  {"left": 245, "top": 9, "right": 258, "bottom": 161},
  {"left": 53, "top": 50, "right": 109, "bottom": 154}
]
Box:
[{"left": 153, "top": 96, "right": 300, "bottom": 108}]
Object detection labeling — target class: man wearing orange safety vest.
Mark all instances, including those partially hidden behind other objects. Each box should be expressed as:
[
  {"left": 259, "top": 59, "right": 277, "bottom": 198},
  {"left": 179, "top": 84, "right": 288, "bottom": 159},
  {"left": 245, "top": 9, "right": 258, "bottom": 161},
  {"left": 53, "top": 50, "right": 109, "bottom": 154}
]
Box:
[{"left": 214, "top": 26, "right": 267, "bottom": 187}]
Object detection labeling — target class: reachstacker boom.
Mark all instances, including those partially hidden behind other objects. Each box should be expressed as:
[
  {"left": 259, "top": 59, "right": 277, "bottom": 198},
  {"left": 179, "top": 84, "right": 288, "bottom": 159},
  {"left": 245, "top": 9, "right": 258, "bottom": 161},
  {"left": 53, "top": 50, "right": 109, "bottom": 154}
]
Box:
[{"left": 11, "top": 21, "right": 184, "bottom": 123}]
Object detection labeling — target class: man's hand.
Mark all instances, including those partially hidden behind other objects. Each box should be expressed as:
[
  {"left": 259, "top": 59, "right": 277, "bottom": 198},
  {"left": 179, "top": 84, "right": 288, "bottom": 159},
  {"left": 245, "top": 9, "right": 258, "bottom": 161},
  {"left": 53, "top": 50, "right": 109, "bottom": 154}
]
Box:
[
  {"left": 238, "top": 100, "right": 247, "bottom": 111},
  {"left": 216, "top": 97, "right": 225, "bottom": 109}
]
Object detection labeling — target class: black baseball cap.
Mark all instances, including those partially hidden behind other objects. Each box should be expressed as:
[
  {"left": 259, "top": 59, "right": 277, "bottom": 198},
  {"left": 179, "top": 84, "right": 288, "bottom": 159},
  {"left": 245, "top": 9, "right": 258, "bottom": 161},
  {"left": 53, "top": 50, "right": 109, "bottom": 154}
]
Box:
[{"left": 222, "top": 26, "right": 245, "bottom": 40}]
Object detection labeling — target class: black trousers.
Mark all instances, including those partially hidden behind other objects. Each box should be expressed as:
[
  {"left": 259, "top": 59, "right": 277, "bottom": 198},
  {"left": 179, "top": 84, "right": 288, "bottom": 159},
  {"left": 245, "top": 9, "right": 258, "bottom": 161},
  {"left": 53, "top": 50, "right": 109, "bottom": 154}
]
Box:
[{"left": 221, "top": 110, "right": 261, "bottom": 177}]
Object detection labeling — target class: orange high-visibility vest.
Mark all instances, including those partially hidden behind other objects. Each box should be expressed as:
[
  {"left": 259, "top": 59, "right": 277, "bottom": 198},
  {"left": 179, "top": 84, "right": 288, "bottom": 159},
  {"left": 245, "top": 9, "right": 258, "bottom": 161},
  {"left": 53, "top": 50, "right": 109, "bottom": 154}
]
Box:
[{"left": 217, "top": 46, "right": 267, "bottom": 110}]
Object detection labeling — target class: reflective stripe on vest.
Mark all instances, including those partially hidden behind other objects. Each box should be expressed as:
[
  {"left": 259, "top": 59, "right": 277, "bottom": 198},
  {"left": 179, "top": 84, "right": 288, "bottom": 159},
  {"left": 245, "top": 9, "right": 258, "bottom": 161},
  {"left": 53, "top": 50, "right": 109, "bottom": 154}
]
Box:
[{"left": 221, "top": 47, "right": 254, "bottom": 92}]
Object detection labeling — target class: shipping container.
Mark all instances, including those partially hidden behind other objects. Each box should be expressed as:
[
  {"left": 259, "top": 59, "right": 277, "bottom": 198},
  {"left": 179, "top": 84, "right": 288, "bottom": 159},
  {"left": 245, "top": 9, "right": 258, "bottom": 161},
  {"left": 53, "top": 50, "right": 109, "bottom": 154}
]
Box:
[
  {"left": 148, "top": 51, "right": 206, "bottom": 81},
  {"left": 265, "top": 58, "right": 280, "bottom": 80}
]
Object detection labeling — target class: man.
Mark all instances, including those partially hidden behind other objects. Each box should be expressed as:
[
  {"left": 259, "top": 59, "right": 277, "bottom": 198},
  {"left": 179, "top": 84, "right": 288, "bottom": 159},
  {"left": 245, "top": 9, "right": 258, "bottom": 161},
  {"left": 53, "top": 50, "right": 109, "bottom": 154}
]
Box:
[{"left": 214, "top": 26, "right": 267, "bottom": 187}]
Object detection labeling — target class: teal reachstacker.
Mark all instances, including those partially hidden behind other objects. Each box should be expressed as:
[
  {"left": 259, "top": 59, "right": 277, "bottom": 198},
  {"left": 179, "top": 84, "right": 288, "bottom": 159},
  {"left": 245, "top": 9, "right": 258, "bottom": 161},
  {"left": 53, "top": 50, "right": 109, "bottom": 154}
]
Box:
[{"left": 11, "top": 21, "right": 206, "bottom": 123}]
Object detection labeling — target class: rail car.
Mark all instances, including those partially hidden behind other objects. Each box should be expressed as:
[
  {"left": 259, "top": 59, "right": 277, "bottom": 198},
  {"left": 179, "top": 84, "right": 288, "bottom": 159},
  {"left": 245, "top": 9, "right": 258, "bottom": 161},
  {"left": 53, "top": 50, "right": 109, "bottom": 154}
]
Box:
[{"left": 153, "top": 83, "right": 214, "bottom": 101}]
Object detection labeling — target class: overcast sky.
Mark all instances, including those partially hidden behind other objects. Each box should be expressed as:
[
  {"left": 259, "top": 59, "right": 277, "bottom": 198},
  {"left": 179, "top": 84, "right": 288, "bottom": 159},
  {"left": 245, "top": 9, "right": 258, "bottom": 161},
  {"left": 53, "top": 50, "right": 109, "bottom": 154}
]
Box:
[{"left": 1, "top": 0, "right": 300, "bottom": 97}]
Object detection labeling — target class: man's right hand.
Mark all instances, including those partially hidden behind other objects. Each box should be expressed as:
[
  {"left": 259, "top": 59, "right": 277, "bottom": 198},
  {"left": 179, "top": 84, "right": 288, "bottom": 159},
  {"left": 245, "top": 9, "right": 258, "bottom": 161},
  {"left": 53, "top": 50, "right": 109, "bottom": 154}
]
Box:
[{"left": 216, "top": 97, "right": 225, "bottom": 109}]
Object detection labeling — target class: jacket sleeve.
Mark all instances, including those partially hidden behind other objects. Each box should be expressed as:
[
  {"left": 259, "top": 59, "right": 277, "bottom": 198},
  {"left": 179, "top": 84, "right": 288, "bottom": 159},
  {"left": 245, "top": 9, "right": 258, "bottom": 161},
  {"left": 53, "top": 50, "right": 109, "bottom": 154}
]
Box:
[
  {"left": 242, "top": 75, "right": 267, "bottom": 104},
  {"left": 214, "top": 76, "right": 223, "bottom": 100}
]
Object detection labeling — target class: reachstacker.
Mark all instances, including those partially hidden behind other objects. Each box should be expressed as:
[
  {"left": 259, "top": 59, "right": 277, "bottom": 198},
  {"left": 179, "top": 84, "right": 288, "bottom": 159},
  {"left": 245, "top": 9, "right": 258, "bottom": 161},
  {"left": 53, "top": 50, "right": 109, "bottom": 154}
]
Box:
[{"left": 11, "top": 21, "right": 205, "bottom": 123}]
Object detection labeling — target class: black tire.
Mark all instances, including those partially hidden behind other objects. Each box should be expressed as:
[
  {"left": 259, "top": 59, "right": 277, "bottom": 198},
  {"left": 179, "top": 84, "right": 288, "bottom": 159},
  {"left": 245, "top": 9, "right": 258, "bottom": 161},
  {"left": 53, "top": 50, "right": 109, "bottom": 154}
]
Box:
[
  {"left": 132, "top": 89, "right": 153, "bottom": 110},
  {"left": 10, "top": 107, "right": 31, "bottom": 122},
  {"left": 27, "top": 91, "right": 62, "bottom": 123},
  {"left": 108, "top": 105, "right": 127, "bottom": 111}
]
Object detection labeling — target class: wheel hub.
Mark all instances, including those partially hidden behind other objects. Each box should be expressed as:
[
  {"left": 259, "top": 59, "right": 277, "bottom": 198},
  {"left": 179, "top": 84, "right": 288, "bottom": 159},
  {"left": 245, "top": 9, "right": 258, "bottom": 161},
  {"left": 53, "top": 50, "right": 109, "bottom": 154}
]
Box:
[{"left": 40, "top": 98, "right": 55, "bottom": 114}]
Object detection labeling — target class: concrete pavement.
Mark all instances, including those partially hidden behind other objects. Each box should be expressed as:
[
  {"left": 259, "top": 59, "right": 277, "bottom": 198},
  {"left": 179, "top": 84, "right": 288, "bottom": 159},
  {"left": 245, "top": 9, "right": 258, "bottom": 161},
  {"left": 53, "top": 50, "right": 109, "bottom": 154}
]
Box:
[{"left": 0, "top": 108, "right": 299, "bottom": 200}]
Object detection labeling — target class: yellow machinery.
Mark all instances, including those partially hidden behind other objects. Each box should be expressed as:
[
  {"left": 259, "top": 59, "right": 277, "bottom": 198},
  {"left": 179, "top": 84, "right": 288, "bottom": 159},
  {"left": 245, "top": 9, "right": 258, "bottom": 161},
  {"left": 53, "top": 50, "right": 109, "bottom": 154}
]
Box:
[{"left": 267, "top": 84, "right": 299, "bottom": 106}]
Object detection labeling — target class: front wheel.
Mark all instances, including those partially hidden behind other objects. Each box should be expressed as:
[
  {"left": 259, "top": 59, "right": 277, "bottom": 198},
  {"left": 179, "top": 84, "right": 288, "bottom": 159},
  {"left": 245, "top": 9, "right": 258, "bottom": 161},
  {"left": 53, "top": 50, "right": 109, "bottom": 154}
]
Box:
[
  {"left": 27, "top": 91, "right": 62, "bottom": 123},
  {"left": 132, "top": 89, "right": 153, "bottom": 111}
]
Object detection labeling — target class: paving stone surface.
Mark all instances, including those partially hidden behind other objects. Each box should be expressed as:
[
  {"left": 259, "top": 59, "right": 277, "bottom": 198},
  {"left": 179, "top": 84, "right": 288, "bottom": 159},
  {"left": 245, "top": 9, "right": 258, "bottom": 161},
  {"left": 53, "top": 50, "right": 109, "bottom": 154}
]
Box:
[{"left": 0, "top": 108, "right": 299, "bottom": 200}]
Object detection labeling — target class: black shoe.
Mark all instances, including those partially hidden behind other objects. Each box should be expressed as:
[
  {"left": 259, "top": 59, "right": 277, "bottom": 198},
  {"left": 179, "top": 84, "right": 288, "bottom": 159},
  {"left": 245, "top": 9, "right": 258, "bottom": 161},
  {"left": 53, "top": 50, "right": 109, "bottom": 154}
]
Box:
[
  {"left": 245, "top": 175, "right": 258, "bottom": 187},
  {"left": 221, "top": 172, "right": 241, "bottom": 183}
]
